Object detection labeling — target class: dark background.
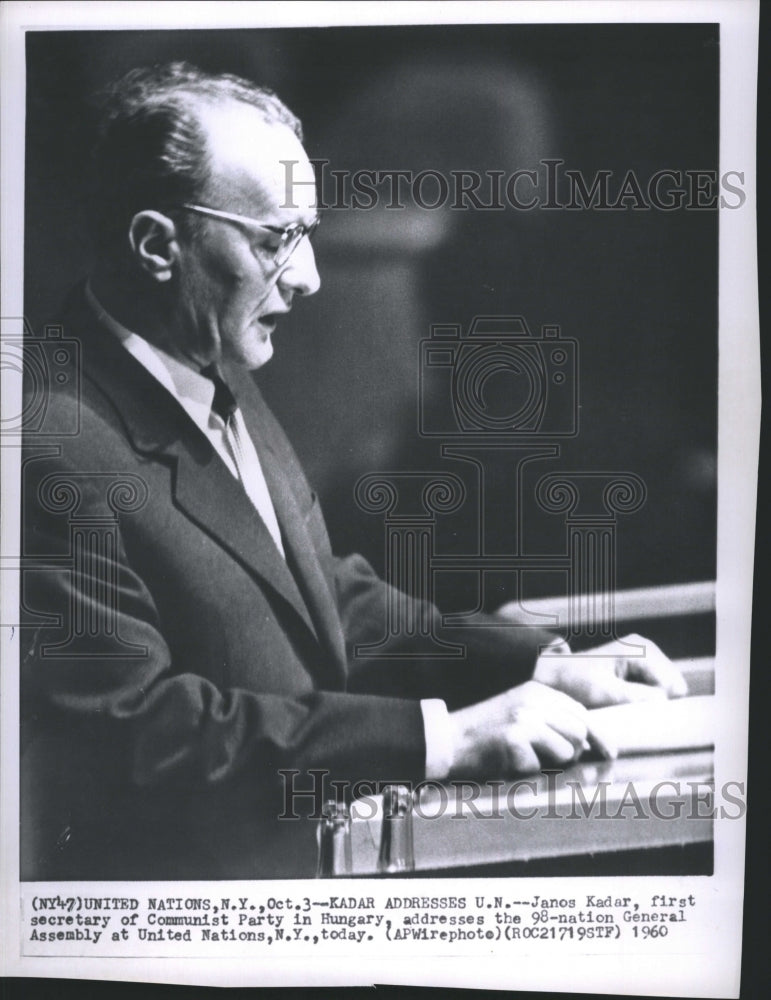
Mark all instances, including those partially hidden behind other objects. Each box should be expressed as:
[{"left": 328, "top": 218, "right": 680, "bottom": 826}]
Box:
[{"left": 24, "top": 23, "right": 718, "bottom": 613}]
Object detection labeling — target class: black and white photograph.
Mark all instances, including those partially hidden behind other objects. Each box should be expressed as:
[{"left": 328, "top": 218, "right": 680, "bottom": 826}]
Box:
[{"left": 0, "top": 1, "right": 758, "bottom": 995}]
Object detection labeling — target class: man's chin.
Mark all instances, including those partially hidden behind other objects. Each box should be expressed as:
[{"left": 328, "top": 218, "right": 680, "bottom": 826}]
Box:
[
  {"left": 222, "top": 321, "right": 277, "bottom": 370},
  {"left": 244, "top": 334, "right": 274, "bottom": 371}
]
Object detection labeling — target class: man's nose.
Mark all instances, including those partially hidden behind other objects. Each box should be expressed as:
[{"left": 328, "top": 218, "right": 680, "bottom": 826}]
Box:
[{"left": 278, "top": 237, "right": 321, "bottom": 297}]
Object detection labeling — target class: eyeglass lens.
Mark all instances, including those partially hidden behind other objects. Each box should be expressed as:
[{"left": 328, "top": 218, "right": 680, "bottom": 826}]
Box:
[{"left": 276, "top": 219, "right": 319, "bottom": 266}]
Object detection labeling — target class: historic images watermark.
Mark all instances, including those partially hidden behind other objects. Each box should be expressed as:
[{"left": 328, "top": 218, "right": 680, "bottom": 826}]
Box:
[
  {"left": 277, "top": 769, "right": 745, "bottom": 822},
  {"left": 281, "top": 159, "right": 746, "bottom": 212},
  {"left": 351, "top": 313, "right": 648, "bottom": 658},
  {"left": 2, "top": 317, "right": 148, "bottom": 654}
]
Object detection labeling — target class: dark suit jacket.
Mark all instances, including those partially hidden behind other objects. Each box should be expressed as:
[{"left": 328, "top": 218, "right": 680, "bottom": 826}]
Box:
[{"left": 20, "top": 285, "right": 555, "bottom": 879}]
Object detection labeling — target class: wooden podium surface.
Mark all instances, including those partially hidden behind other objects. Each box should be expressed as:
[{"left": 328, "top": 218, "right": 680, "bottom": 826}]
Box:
[
  {"left": 348, "top": 745, "right": 713, "bottom": 877},
  {"left": 346, "top": 657, "right": 715, "bottom": 877}
]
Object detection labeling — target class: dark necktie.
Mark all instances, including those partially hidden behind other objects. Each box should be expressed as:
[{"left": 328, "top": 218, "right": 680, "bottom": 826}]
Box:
[{"left": 201, "top": 364, "right": 237, "bottom": 423}]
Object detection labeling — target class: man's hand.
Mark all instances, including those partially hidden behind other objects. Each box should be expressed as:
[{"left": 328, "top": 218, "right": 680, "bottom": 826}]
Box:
[
  {"left": 448, "top": 680, "right": 591, "bottom": 777},
  {"left": 533, "top": 633, "right": 688, "bottom": 709}
]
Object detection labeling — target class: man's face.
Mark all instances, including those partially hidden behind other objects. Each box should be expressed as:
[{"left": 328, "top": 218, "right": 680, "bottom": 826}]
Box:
[{"left": 171, "top": 103, "right": 320, "bottom": 370}]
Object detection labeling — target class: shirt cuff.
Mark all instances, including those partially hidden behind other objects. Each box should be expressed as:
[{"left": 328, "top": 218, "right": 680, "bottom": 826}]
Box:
[{"left": 420, "top": 698, "right": 454, "bottom": 780}]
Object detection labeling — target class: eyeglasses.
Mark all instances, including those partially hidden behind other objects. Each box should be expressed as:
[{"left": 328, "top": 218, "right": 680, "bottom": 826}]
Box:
[{"left": 177, "top": 203, "right": 320, "bottom": 267}]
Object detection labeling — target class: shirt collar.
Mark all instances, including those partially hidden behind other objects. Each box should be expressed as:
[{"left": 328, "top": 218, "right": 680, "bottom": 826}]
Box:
[{"left": 85, "top": 282, "right": 218, "bottom": 434}]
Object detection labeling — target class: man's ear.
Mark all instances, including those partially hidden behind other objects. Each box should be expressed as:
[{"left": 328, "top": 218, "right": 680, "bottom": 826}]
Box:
[{"left": 127, "top": 211, "right": 179, "bottom": 282}]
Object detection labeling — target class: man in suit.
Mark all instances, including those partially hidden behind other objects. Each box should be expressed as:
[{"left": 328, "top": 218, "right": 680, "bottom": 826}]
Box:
[{"left": 21, "top": 63, "right": 686, "bottom": 880}]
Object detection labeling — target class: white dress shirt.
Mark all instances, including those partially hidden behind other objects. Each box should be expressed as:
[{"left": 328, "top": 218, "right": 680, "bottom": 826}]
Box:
[{"left": 85, "top": 284, "right": 454, "bottom": 780}]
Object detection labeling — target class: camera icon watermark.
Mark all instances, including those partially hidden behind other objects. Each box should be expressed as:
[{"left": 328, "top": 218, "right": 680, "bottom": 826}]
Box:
[
  {"left": 353, "top": 313, "right": 650, "bottom": 653},
  {"left": 419, "top": 315, "right": 578, "bottom": 438},
  {"left": 1, "top": 317, "right": 81, "bottom": 437}
]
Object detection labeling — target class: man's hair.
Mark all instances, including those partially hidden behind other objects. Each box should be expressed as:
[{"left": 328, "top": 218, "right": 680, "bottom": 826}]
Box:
[{"left": 91, "top": 61, "right": 303, "bottom": 247}]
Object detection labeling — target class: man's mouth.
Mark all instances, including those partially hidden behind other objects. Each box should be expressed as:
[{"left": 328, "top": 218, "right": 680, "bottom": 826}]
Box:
[
  {"left": 258, "top": 312, "right": 282, "bottom": 333},
  {"left": 260, "top": 302, "right": 292, "bottom": 324}
]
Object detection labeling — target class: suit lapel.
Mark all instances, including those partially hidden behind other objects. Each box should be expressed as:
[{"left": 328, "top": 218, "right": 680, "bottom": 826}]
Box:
[
  {"left": 67, "top": 289, "right": 323, "bottom": 649},
  {"left": 166, "top": 439, "right": 321, "bottom": 645},
  {"left": 236, "top": 395, "right": 348, "bottom": 688}
]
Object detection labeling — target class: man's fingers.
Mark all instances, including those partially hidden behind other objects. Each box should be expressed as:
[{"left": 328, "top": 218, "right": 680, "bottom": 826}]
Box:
[
  {"left": 529, "top": 726, "right": 582, "bottom": 765},
  {"left": 625, "top": 655, "right": 689, "bottom": 697},
  {"left": 450, "top": 683, "right": 592, "bottom": 776},
  {"left": 541, "top": 705, "right": 589, "bottom": 754},
  {"left": 575, "top": 669, "right": 669, "bottom": 708},
  {"left": 506, "top": 712, "right": 585, "bottom": 771},
  {"left": 506, "top": 684, "right": 589, "bottom": 753},
  {"left": 613, "top": 635, "right": 688, "bottom": 697},
  {"left": 584, "top": 722, "right": 618, "bottom": 761},
  {"left": 501, "top": 726, "right": 541, "bottom": 774},
  {"left": 505, "top": 679, "right": 590, "bottom": 722},
  {"left": 610, "top": 676, "right": 668, "bottom": 703}
]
